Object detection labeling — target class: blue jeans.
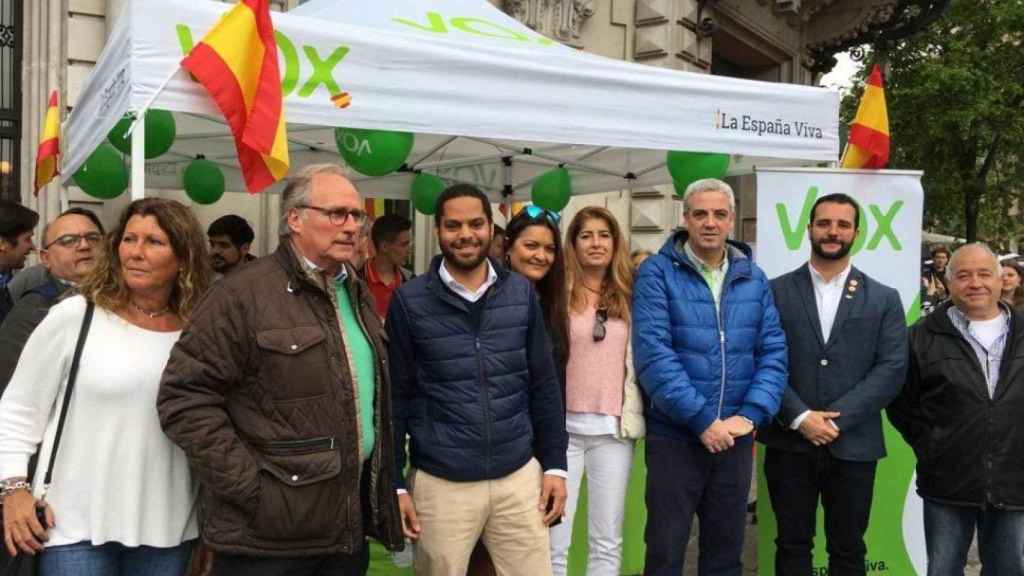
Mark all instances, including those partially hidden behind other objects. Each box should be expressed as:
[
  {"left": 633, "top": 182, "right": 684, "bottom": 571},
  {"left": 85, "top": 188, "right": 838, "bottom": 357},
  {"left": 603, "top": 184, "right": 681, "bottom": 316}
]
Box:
[
  {"left": 924, "top": 500, "right": 1024, "bottom": 576},
  {"left": 39, "top": 540, "right": 195, "bottom": 576}
]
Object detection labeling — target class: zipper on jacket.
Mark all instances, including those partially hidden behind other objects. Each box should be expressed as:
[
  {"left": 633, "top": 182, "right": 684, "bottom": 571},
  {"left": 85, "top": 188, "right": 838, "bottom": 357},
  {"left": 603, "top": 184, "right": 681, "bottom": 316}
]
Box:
[
  {"left": 476, "top": 291, "right": 495, "bottom": 478},
  {"left": 322, "top": 280, "right": 365, "bottom": 552},
  {"left": 715, "top": 277, "right": 731, "bottom": 419},
  {"left": 256, "top": 436, "right": 336, "bottom": 454}
]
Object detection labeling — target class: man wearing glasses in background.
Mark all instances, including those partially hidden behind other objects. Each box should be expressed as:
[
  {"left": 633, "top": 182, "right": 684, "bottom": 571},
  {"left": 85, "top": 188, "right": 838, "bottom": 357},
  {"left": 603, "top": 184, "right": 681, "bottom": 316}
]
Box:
[
  {"left": 0, "top": 208, "right": 103, "bottom": 394},
  {"left": 159, "top": 164, "right": 403, "bottom": 576}
]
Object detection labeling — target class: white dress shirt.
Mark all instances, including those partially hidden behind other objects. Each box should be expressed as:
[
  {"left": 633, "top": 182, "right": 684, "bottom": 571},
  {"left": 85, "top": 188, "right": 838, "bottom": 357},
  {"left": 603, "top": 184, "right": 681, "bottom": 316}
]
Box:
[
  {"left": 810, "top": 262, "right": 852, "bottom": 343},
  {"left": 791, "top": 263, "right": 851, "bottom": 431},
  {"left": 439, "top": 259, "right": 498, "bottom": 302}
]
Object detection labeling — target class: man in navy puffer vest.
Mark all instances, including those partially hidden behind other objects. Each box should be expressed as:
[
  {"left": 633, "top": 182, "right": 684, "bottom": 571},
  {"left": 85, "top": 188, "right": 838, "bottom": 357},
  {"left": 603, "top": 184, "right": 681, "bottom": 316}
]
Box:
[
  {"left": 633, "top": 178, "right": 788, "bottom": 576},
  {"left": 386, "top": 184, "right": 568, "bottom": 575}
]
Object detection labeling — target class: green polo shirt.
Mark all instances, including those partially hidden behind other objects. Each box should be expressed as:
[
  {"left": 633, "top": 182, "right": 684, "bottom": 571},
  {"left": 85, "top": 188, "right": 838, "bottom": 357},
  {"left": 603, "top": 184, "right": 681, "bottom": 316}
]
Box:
[
  {"left": 333, "top": 277, "right": 376, "bottom": 462},
  {"left": 682, "top": 240, "right": 729, "bottom": 314}
]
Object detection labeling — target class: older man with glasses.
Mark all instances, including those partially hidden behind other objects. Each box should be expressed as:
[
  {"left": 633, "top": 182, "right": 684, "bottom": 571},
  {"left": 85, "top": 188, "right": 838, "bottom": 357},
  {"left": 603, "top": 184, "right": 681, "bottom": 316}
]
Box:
[
  {"left": 159, "top": 163, "right": 403, "bottom": 576},
  {"left": 0, "top": 208, "right": 103, "bottom": 393}
]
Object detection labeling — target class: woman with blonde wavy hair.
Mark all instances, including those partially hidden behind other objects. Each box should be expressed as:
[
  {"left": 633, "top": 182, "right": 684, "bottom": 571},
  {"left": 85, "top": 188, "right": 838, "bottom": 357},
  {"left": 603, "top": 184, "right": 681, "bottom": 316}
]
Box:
[
  {"left": 550, "top": 206, "right": 645, "bottom": 576},
  {"left": 0, "top": 198, "right": 212, "bottom": 575}
]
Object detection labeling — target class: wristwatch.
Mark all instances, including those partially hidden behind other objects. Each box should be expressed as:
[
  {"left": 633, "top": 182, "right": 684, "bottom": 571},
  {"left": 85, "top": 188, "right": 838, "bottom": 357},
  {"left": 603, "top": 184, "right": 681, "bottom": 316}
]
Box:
[{"left": 0, "top": 479, "right": 30, "bottom": 499}]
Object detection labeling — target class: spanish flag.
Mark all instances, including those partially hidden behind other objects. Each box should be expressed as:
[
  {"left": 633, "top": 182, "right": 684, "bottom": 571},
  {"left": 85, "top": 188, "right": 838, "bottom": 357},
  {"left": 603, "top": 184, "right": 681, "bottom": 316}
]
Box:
[
  {"left": 841, "top": 64, "right": 889, "bottom": 169},
  {"left": 34, "top": 90, "right": 60, "bottom": 194},
  {"left": 182, "top": 0, "right": 289, "bottom": 193}
]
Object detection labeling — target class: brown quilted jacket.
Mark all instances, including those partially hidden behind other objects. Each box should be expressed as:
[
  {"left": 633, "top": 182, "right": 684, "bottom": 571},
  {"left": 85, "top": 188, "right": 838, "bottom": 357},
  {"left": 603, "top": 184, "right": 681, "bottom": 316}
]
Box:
[{"left": 158, "top": 242, "right": 403, "bottom": 557}]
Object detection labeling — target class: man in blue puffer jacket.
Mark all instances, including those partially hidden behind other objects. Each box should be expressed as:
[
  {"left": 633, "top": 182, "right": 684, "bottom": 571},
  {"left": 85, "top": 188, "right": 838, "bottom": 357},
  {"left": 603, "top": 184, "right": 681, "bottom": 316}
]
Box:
[
  {"left": 387, "top": 184, "right": 568, "bottom": 575},
  {"left": 633, "top": 178, "right": 788, "bottom": 576}
]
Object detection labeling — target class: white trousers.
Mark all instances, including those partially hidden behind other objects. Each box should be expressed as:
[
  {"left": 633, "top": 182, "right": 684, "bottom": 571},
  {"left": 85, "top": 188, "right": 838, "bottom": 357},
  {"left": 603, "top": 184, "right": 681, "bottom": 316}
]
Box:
[{"left": 550, "top": 433, "right": 635, "bottom": 576}]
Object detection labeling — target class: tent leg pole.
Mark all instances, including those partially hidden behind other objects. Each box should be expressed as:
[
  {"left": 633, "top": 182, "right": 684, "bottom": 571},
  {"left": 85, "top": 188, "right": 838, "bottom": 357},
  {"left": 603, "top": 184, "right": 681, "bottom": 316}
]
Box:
[
  {"left": 131, "top": 111, "right": 146, "bottom": 200},
  {"left": 59, "top": 187, "right": 69, "bottom": 212}
]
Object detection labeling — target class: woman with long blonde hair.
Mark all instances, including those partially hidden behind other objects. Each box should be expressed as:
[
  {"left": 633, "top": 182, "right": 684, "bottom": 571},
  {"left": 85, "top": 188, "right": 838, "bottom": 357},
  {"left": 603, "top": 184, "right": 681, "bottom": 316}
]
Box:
[
  {"left": 550, "top": 206, "right": 644, "bottom": 576},
  {"left": 0, "top": 198, "right": 212, "bottom": 575}
]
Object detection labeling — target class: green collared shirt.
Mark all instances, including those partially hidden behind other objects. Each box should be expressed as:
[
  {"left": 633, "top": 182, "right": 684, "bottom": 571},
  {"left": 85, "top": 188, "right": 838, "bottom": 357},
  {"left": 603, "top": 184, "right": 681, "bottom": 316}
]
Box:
[{"left": 682, "top": 240, "right": 729, "bottom": 313}]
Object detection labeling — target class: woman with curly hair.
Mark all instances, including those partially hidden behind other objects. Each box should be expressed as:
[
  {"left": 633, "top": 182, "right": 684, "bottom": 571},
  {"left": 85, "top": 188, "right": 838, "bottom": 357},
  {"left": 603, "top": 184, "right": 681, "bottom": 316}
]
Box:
[
  {"left": 0, "top": 198, "right": 213, "bottom": 575},
  {"left": 550, "top": 206, "right": 644, "bottom": 576}
]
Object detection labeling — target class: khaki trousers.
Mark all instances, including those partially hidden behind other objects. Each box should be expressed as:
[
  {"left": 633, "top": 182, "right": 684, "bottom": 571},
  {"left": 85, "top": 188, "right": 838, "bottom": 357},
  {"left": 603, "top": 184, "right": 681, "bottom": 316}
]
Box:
[{"left": 410, "top": 458, "right": 552, "bottom": 576}]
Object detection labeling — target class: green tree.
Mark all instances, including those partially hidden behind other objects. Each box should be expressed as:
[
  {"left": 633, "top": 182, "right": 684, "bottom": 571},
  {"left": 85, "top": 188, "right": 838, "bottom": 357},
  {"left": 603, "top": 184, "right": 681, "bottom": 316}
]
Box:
[{"left": 840, "top": 0, "right": 1024, "bottom": 245}]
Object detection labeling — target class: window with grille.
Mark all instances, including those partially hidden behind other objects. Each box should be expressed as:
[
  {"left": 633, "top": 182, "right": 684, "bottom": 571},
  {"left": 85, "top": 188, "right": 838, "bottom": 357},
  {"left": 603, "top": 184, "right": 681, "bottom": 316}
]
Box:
[{"left": 0, "top": 0, "right": 20, "bottom": 203}]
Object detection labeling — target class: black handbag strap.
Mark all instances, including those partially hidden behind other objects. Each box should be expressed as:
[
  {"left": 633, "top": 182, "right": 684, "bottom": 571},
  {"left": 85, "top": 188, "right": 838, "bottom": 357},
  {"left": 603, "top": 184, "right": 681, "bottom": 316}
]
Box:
[{"left": 41, "top": 301, "right": 94, "bottom": 492}]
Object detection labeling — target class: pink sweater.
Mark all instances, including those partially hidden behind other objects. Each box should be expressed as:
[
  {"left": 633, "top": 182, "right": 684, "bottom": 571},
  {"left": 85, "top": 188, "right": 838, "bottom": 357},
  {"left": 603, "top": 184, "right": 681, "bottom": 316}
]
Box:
[{"left": 565, "top": 306, "right": 628, "bottom": 416}]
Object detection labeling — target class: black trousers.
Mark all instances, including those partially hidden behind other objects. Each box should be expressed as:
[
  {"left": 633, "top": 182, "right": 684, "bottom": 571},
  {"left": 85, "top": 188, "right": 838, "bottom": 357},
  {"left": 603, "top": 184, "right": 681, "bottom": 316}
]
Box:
[
  {"left": 212, "top": 545, "right": 369, "bottom": 576},
  {"left": 643, "top": 433, "right": 754, "bottom": 576},
  {"left": 764, "top": 446, "right": 878, "bottom": 576}
]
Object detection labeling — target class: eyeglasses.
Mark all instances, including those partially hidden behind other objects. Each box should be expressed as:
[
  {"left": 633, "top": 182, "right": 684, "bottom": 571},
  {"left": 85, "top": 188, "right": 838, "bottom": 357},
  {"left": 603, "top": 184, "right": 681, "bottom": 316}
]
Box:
[
  {"left": 298, "top": 205, "right": 368, "bottom": 227},
  {"left": 44, "top": 233, "right": 103, "bottom": 250},
  {"left": 593, "top": 308, "right": 608, "bottom": 343},
  {"left": 523, "top": 205, "right": 561, "bottom": 225}
]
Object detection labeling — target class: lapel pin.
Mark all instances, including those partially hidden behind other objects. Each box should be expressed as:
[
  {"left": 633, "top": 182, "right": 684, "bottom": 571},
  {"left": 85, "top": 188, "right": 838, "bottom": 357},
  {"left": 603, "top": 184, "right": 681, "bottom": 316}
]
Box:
[{"left": 845, "top": 294, "right": 853, "bottom": 299}]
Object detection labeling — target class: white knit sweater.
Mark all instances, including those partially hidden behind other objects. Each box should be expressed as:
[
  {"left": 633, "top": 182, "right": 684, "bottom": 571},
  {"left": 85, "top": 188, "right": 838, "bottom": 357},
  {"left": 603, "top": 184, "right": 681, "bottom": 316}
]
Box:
[{"left": 0, "top": 296, "right": 198, "bottom": 548}]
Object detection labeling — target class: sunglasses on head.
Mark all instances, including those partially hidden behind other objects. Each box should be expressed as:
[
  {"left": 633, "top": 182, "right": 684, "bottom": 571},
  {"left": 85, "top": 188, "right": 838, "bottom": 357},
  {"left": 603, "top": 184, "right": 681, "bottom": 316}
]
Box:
[{"left": 522, "top": 205, "right": 561, "bottom": 225}]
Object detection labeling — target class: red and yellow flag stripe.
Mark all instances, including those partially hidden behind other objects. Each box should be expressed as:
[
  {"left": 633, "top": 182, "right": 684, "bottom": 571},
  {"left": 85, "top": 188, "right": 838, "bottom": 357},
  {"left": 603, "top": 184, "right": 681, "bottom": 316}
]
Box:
[
  {"left": 841, "top": 64, "right": 890, "bottom": 169},
  {"left": 182, "top": 0, "right": 289, "bottom": 193},
  {"left": 34, "top": 90, "right": 60, "bottom": 194}
]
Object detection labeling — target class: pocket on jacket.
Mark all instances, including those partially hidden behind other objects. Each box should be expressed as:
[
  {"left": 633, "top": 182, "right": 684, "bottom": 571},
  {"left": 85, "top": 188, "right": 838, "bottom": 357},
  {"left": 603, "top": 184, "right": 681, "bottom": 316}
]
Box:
[
  {"left": 249, "top": 442, "right": 345, "bottom": 542},
  {"left": 255, "top": 327, "right": 329, "bottom": 401}
]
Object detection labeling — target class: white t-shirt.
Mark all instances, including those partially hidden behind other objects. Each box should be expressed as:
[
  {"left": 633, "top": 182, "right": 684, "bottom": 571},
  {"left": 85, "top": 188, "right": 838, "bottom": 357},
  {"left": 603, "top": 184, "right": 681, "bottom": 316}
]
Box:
[
  {"left": 970, "top": 314, "right": 1005, "bottom": 351},
  {"left": 0, "top": 296, "right": 198, "bottom": 548}
]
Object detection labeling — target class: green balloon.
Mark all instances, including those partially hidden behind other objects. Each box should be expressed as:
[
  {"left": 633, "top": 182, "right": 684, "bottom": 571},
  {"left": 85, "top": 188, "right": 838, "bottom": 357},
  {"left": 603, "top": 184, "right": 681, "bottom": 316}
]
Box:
[
  {"left": 335, "top": 128, "right": 414, "bottom": 177},
  {"left": 72, "top": 143, "right": 128, "bottom": 199},
  {"left": 183, "top": 158, "right": 225, "bottom": 205},
  {"left": 666, "top": 150, "right": 730, "bottom": 196},
  {"left": 531, "top": 167, "right": 571, "bottom": 212},
  {"left": 410, "top": 173, "right": 445, "bottom": 215},
  {"left": 107, "top": 109, "right": 177, "bottom": 159}
]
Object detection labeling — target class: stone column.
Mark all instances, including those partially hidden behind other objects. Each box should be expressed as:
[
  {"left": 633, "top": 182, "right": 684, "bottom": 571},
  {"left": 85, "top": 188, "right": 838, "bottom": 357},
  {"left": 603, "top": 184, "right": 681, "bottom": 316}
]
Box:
[{"left": 105, "top": 0, "right": 124, "bottom": 35}]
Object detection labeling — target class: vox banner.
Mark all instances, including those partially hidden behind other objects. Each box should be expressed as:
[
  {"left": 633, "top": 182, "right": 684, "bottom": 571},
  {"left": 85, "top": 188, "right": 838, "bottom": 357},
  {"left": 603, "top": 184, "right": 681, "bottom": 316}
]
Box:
[{"left": 755, "top": 167, "right": 926, "bottom": 576}]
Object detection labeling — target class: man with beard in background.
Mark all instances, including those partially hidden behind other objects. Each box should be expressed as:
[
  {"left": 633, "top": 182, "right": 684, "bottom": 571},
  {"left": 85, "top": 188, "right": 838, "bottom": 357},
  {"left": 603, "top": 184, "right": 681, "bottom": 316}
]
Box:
[
  {"left": 207, "top": 214, "right": 255, "bottom": 277},
  {"left": 385, "top": 184, "right": 568, "bottom": 575},
  {"left": 759, "top": 193, "right": 907, "bottom": 576}
]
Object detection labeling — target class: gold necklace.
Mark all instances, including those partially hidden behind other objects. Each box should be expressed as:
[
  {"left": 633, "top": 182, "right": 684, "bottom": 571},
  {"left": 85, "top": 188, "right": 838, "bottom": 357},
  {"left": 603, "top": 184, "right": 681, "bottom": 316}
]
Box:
[{"left": 131, "top": 300, "right": 170, "bottom": 318}]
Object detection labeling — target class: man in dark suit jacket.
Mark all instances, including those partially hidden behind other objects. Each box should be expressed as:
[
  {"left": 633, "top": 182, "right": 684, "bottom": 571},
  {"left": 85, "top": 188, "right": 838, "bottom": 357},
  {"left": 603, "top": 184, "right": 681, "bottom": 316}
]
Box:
[{"left": 759, "top": 193, "right": 907, "bottom": 576}]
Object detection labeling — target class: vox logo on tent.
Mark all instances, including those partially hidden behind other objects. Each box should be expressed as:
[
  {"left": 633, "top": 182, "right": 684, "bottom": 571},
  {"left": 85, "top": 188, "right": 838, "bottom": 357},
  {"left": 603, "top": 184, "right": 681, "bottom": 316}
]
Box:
[
  {"left": 176, "top": 25, "right": 350, "bottom": 99},
  {"left": 776, "top": 186, "right": 904, "bottom": 255},
  {"left": 392, "top": 11, "right": 556, "bottom": 46}
]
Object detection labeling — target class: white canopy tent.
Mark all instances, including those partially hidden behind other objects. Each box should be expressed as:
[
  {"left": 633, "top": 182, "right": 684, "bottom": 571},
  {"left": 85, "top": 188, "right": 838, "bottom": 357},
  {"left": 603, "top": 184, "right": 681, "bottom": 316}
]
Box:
[{"left": 61, "top": 0, "right": 840, "bottom": 203}]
